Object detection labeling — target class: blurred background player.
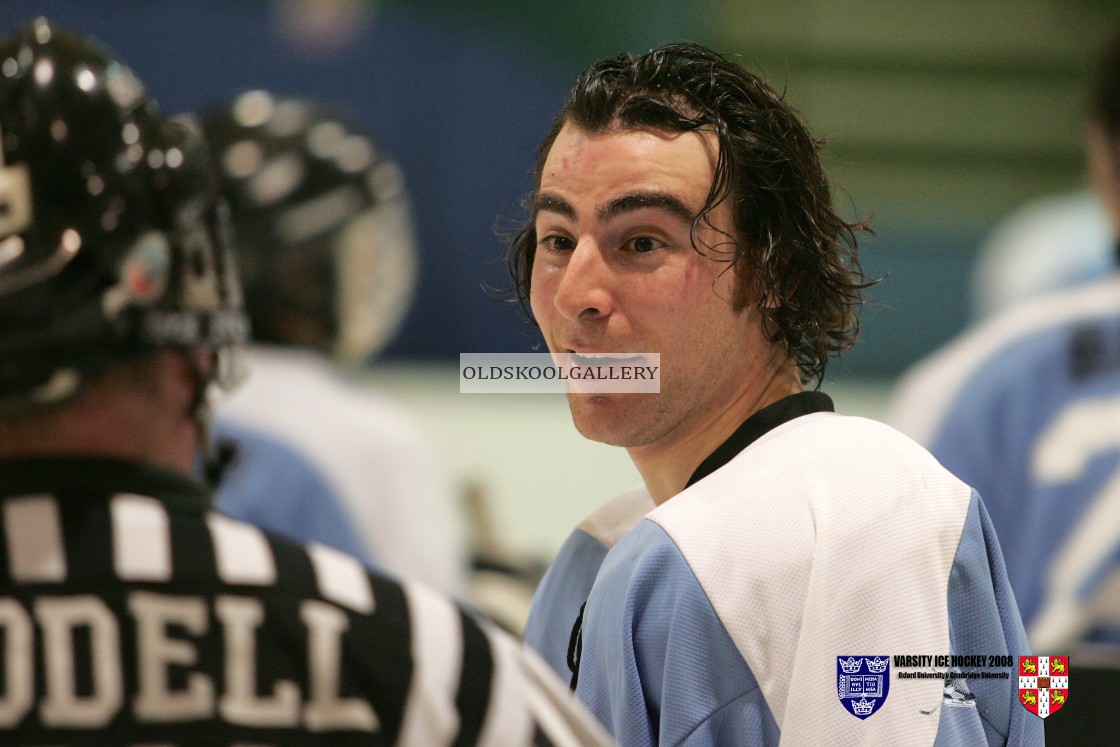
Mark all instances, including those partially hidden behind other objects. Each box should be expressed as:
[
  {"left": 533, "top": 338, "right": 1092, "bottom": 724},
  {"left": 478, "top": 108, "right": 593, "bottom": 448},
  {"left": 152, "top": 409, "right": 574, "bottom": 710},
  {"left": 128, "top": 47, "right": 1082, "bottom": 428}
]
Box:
[
  {"left": 891, "top": 27, "right": 1120, "bottom": 652},
  {"left": 202, "top": 91, "right": 469, "bottom": 594},
  {"left": 208, "top": 416, "right": 372, "bottom": 563},
  {"left": 0, "top": 19, "right": 611, "bottom": 744},
  {"left": 969, "top": 188, "right": 1114, "bottom": 321}
]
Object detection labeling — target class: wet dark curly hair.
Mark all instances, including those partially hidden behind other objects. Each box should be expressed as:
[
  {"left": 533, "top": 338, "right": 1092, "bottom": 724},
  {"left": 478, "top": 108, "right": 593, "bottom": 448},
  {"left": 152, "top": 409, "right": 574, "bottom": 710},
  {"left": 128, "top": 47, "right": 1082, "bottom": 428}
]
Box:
[{"left": 507, "top": 42, "right": 871, "bottom": 385}]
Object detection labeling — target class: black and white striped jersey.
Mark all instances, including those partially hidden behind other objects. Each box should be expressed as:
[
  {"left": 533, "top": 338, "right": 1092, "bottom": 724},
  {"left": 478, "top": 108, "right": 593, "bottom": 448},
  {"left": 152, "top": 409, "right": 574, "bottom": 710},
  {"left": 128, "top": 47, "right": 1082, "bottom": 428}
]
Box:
[{"left": 0, "top": 457, "right": 612, "bottom": 746}]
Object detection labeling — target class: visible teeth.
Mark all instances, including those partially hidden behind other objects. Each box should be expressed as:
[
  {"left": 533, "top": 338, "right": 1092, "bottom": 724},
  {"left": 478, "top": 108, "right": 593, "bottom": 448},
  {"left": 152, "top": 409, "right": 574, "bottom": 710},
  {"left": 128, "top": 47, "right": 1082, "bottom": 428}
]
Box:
[{"left": 572, "top": 352, "right": 643, "bottom": 364}]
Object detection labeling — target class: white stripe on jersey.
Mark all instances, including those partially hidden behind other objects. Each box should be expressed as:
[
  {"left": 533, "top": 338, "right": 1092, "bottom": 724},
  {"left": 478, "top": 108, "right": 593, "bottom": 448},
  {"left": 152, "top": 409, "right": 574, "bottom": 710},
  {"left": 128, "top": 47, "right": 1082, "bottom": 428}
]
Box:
[
  {"left": 4, "top": 494, "right": 66, "bottom": 583},
  {"left": 206, "top": 513, "right": 276, "bottom": 586},
  {"left": 111, "top": 495, "right": 171, "bottom": 582},
  {"left": 397, "top": 582, "right": 463, "bottom": 747},
  {"left": 307, "top": 543, "right": 374, "bottom": 614},
  {"left": 476, "top": 622, "right": 533, "bottom": 747}
]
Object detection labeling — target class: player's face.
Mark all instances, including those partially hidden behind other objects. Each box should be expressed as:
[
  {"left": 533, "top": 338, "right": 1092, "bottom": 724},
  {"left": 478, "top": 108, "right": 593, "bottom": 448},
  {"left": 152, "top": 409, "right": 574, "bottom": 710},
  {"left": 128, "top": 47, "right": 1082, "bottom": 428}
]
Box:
[{"left": 530, "top": 123, "right": 769, "bottom": 449}]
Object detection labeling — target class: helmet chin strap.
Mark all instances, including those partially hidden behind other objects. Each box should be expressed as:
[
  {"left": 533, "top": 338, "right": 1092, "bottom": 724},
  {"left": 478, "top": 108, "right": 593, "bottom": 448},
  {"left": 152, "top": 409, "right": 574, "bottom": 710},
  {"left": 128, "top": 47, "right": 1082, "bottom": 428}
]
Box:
[{"left": 184, "top": 349, "right": 238, "bottom": 490}]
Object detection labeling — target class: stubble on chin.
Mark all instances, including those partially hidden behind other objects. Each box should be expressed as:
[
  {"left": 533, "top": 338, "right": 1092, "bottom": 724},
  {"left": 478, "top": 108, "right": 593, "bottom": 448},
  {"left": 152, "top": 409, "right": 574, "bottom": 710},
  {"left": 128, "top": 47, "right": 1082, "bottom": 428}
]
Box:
[{"left": 565, "top": 393, "right": 669, "bottom": 448}]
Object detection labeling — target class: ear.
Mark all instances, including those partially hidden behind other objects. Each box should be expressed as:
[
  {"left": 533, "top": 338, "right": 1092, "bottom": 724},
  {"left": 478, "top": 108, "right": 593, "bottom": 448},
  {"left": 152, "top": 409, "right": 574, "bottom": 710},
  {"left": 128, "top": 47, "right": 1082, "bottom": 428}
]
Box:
[{"left": 1087, "top": 123, "right": 1120, "bottom": 238}]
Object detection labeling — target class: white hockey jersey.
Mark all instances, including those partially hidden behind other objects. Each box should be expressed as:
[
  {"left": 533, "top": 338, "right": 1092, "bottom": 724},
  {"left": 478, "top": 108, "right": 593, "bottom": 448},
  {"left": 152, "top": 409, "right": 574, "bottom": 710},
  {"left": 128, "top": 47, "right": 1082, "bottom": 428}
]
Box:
[{"left": 526, "top": 393, "right": 1042, "bottom": 746}]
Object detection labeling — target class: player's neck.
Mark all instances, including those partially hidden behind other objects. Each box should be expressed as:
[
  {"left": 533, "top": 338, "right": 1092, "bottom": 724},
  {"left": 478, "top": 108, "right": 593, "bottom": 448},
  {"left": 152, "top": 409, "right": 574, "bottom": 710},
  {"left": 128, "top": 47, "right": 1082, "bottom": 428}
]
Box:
[
  {"left": 0, "top": 356, "right": 199, "bottom": 474},
  {"left": 628, "top": 359, "right": 803, "bottom": 505}
]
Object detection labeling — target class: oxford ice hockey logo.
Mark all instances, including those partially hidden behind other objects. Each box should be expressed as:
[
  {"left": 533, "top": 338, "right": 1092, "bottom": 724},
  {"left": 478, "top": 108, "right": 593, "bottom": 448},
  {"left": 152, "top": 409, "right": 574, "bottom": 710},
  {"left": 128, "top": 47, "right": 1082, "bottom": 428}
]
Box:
[
  {"left": 1019, "top": 656, "right": 1069, "bottom": 718},
  {"left": 838, "top": 656, "right": 890, "bottom": 719}
]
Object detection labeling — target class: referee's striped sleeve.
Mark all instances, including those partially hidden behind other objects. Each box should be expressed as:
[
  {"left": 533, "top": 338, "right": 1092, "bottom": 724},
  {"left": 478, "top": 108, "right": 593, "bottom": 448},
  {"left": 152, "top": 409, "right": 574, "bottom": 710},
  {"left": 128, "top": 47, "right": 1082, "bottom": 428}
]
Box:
[
  {"left": 476, "top": 619, "right": 613, "bottom": 747},
  {"left": 518, "top": 637, "right": 616, "bottom": 747},
  {"left": 397, "top": 579, "right": 613, "bottom": 747},
  {"left": 477, "top": 621, "right": 534, "bottom": 746}
]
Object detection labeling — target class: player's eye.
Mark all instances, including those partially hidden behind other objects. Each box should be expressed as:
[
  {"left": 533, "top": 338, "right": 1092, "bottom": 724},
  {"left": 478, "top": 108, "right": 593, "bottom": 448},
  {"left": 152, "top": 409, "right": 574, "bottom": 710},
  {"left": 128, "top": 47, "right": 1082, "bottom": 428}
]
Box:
[
  {"left": 625, "top": 236, "right": 663, "bottom": 253},
  {"left": 537, "top": 234, "right": 575, "bottom": 253}
]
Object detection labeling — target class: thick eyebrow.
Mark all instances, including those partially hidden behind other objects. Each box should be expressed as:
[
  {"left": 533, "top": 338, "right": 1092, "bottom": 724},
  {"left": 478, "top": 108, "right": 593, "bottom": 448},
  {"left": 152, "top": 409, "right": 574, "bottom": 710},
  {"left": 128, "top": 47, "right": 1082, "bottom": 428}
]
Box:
[
  {"left": 598, "top": 192, "right": 695, "bottom": 226},
  {"left": 534, "top": 190, "right": 696, "bottom": 227},
  {"left": 533, "top": 193, "right": 575, "bottom": 220}
]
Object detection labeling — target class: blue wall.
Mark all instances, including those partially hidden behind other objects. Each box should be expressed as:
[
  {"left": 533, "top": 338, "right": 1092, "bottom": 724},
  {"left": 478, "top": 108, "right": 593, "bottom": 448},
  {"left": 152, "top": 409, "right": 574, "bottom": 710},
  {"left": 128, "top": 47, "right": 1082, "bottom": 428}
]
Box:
[{"left": 0, "top": 1, "right": 566, "bottom": 359}]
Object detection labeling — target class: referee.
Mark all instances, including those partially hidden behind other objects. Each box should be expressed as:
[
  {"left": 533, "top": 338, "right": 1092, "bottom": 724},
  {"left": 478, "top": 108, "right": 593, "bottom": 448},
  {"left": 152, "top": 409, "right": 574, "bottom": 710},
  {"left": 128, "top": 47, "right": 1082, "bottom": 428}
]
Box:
[{"left": 0, "top": 19, "right": 610, "bottom": 746}]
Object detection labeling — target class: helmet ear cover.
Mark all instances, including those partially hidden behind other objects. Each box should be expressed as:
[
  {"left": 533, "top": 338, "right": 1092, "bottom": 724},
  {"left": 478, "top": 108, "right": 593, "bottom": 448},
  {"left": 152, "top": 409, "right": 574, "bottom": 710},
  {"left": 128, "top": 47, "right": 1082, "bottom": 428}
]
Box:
[{"left": 0, "top": 19, "right": 248, "bottom": 414}]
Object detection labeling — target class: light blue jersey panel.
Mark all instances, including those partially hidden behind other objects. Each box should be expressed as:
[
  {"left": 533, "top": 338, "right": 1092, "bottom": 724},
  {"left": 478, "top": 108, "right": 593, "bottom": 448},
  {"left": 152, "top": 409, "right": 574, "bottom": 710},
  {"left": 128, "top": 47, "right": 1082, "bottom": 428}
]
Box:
[
  {"left": 212, "top": 420, "right": 372, "bottom": 565},
  {"left": 525, "top": 528, "right": 611, "bottom": 683},
  {"left": 936, "top": 492, "right": 1042, "bottom": 746},
  {"left": 579, "top": 519, "right": 778, "bottom": 747}
]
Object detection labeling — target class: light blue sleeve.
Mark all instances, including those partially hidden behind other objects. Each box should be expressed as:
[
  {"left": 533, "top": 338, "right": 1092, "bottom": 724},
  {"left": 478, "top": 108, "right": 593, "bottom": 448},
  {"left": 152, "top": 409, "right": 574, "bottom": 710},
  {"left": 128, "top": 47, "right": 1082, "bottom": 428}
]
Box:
[
  {"left": 525, "top": 528, "right": 611, "bottom": 684},
  {"left": 936, "top": 491, "right": 1043, "bottom": 746},
  {"left": 211, "top": 420, "right": 373, "bottom": 567},
  {"left": 577, "top": 519, "right": 779, "bottom": 747}
]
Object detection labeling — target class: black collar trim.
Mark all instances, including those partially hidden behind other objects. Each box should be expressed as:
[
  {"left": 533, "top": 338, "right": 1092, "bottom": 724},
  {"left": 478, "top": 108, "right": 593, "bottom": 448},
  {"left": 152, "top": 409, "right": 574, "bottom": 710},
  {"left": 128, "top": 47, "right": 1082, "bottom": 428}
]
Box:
[
  {"left": 0, "top": 456, "right": 211, "bottom": 515},
  {"left": 685, "top": 391, "right": 835, "bottom": 489}
]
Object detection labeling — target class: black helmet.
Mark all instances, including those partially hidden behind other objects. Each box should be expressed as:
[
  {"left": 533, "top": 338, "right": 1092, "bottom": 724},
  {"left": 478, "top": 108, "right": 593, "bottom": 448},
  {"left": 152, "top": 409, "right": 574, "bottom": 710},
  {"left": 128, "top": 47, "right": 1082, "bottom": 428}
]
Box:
[
  {"left": 0, "top": 19, "right": 248, "bottom": 412},
  {"left": 202, "top": 91, "right": 416, "bottom": 366}
]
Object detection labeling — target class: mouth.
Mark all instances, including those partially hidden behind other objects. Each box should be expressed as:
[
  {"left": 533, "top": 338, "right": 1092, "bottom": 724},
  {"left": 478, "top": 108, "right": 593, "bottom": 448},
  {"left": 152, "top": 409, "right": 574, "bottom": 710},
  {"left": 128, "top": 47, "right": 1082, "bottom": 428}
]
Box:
[
  {"left": 551, "top": 348, "right": 661, "bottom": 395},
  {"left": 565, "top": 350, "right": 649, "bottom": 367}
]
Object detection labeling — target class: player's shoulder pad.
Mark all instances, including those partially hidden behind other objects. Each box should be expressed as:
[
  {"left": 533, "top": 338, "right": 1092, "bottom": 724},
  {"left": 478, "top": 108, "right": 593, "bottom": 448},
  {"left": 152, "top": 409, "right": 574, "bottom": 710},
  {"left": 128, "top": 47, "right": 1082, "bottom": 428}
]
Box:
[{"left": 575, "top": 483, "right": 655, "bottom": 550}]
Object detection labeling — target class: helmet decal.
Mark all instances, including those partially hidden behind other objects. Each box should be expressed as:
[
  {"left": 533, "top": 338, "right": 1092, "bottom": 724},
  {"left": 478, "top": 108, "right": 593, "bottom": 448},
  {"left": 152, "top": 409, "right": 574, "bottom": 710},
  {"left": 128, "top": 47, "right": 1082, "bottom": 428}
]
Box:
[{"left": 0, "top": 19, "right": 249, "bottom": 411}]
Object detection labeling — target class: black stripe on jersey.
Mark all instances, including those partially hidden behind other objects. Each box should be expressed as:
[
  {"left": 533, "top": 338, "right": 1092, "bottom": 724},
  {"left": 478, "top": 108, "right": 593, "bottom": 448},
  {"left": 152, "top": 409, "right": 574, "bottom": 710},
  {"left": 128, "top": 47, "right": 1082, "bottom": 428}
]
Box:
[
  {"left": 267, "top": 532, "right": 415, "bottom": 741},
  {"left": 353, "top": 575, "right": 413, "bottom": 741},
  {"left": 265, "top": 532, "right": 318, "bottom": 594},
  {"left": 167, "top": 509, "right": 218, "bottom": 585},
  {"left": 453, "top": 609, "right": 493, "bottom": 746},
  {"left": 254, "top": 533, "right": 321, "bottom": 717},
  {"left": 57, "top": 491, "right": 115, "bottom": 582}
]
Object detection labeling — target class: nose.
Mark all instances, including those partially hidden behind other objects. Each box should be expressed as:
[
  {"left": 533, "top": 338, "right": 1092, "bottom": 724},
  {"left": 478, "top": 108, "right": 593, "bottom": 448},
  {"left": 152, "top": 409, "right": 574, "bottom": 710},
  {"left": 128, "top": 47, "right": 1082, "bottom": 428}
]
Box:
[{"left": 552, "top": 239, "right": 613, "bottom": 322}]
